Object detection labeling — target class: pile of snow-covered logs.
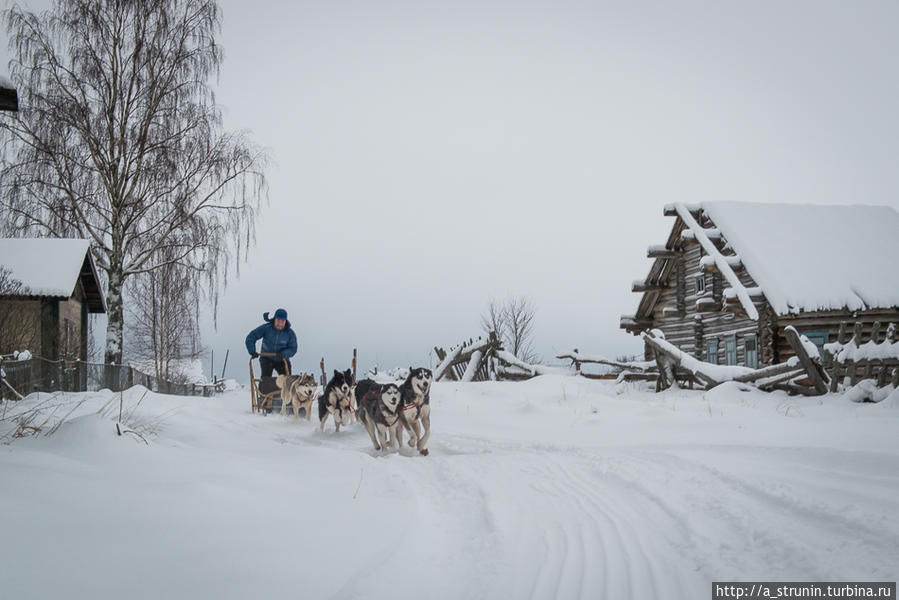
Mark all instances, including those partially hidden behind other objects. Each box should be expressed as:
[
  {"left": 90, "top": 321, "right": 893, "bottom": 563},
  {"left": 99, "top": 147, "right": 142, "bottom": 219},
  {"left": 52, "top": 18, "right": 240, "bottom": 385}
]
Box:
[
  {"left": 640, "top": 327, "right": 830, "bottom": 395},
  {"left": 561, "top": 328, "right": 832, "bottom": 394},
  {"left": 433, "top": 333, "right": 574, "bottom": 382}
]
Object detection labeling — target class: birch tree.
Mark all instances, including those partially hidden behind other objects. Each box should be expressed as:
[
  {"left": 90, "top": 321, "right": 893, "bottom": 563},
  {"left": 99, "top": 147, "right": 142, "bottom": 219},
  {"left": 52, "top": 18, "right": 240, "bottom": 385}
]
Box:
[
  {"left": 126, "top": 246, "right": 202, "bottom": 383},
  {"left": 0, "top": 0, "right": 267, "bottom": 367}
]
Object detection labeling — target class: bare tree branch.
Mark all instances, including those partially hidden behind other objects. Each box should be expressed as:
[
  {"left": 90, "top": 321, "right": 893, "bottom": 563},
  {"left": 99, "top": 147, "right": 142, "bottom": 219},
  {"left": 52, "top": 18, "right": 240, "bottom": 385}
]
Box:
[{"left": 480, "top": 296, "right": 539, "bottom": 363}]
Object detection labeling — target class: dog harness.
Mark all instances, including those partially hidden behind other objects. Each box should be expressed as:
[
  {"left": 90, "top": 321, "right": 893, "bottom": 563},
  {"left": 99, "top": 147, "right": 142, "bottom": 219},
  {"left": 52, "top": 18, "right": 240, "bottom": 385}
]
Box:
[{"left": 376, "top": 409, "right": 399, "bottom": 427}]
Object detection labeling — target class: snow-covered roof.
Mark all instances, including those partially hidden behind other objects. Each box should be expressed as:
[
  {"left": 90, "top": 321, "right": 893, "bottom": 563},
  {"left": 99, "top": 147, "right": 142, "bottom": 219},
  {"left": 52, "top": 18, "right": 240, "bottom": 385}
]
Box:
[
  {"left": 0, "top": 238, "right": 106, "bottom": 311},
  {"left": 700, "top": 202, "right": 899, "bottom": 315}
]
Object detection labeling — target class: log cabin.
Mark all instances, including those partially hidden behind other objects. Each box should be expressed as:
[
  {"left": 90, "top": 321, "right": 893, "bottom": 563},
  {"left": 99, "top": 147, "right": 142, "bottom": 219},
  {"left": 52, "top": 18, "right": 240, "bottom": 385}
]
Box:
[
  {"left": 0, "top": 238, "right": 106, "bottom": 390},
  {"left": 621, "top": 202, "right": 899, "bottom": 367}
]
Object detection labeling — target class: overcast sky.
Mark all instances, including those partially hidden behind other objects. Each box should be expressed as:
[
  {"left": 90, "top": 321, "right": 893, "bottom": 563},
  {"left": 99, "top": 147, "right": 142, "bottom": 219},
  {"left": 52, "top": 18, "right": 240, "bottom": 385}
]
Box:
[{"left": 5, "top": 1, "right": 899, "bottom": 382}]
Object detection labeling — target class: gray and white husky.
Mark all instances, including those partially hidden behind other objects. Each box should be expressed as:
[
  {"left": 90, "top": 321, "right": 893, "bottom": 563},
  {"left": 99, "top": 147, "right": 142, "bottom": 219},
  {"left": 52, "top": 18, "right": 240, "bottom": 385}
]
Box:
[
  {"left": 399, "top": 367, "right": 433, "bottom": 456},
  {"left": 277, "top": 373, "right": 318, "bottom": 420},
  {"left": 356, "top": 380, "right": 402, "bottom": 451}
]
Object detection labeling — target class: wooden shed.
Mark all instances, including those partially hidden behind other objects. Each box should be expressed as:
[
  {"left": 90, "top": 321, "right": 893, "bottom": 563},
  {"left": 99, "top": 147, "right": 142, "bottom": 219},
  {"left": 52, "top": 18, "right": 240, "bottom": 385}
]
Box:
[
  {"left": 621, "top": 202, "right": 899, "bottom": 368},
  {"left": 0, "top": 238, "right": 106, "bottom": 389}
]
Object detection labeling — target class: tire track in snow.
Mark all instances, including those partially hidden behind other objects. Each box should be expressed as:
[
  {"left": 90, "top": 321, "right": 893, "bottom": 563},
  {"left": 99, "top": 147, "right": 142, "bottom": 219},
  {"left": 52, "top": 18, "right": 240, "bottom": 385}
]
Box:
[
  {"left": 596, "top": 449, "right": 899, "bottom": 581},
  {"left": 244, "top": 412, "right": 898, "bottom": 596},
  {"left": 328, "top": 451, "right": 502, "bottom": 600},
  {"left": 524, "top": 454, "right": 694, "bottom": 600}
]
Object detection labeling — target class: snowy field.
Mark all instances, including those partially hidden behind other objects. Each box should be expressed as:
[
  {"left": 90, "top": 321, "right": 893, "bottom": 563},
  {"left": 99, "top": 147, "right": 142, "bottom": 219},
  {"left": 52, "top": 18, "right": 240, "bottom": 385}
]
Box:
[{"left": 1, "top": 377, "right": 898, "bottom": 599}]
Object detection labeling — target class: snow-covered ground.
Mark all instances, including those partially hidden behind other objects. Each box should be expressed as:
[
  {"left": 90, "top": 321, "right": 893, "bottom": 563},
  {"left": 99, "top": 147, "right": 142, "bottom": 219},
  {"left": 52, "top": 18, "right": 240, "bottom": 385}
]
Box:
[{"left": 1, "top": 377, "right": 897, "bottom": 599}]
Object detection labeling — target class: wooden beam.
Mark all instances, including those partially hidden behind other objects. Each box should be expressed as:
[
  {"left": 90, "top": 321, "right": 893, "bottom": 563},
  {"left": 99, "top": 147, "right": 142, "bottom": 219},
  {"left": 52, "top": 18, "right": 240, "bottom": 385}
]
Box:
[
  {"left": 681, "top": 228, "right": 723, "bottom": 241},
  {"left": 700, "top": 258, "right": 743, "bottom": 273},
  {"left": 617, "top": 372, "right": 659, "bottom": 383},
  {"left": 664, "top": 204, "right": 701, "bottom": 217},
  {"left": 732, "top": 360, "right": 802, "bottom": 383},
  {"left": 632, "top": 281, "right": 666, "bottom": 293},
  {"left": 783, "top": 326, "right": 829, "bottom": 395},
  {"left": 556, "top": 352, "right": 650, "bottom": 372},
  {"left": 647, "top": 247, "right": 682, "bottom": 258},
  {"left": 620, "top": 317, "right": 653, "bottom": 331},
  {"left": 772, "top": 383, "right": 820, "bottom": 397},
  {"left": 642, "top": 331, "right": 719, "bottom": 388},
  {"left": 755, "top": 368, "right": 807, "bottom": 389}
]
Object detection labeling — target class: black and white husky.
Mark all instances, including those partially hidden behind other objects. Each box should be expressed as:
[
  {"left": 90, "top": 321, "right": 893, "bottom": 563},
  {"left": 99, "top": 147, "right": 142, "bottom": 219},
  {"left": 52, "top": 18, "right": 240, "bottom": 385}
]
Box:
[
  {"left": 355, "top": 379, "right": 402, "bottom": 451},
  {"left": 318, "top": 369, "right": 354, "bottom": 432},
  {"left": 399, "top": 367, "right": 433, "bottom": 456}
]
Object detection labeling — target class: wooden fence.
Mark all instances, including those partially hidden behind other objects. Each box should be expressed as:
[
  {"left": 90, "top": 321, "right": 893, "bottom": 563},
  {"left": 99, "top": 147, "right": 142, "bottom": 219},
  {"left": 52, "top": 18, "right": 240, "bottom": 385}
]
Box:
[
  {"left": 433, "top": 333, "right": 573, "bottom": 382},
  {"left": 822, "top": 321, "right": 899, "bottom": 392},
  {"left": 0, "top": 355, "right": 224, "bottom": 401}
]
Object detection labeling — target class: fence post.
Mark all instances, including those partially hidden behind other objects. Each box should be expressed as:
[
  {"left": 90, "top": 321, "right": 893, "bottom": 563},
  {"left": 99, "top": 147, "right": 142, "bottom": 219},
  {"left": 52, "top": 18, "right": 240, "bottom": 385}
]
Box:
[{"left": 837, "top": 321, "right": 849, "bottom": 344}]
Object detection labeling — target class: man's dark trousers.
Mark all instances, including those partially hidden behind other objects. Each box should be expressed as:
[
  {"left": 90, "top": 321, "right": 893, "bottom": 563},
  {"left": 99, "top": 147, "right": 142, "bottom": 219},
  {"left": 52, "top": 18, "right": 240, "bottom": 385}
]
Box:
[{"left": 260, "top": 356, "right": 291, "bottom": 377}]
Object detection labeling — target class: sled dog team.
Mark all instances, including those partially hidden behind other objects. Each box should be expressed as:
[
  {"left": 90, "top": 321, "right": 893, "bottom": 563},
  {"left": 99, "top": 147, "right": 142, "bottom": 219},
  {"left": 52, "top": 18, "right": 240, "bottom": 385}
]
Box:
[{"left": 275, "top": 367, "right": 433, "bottom": 456}]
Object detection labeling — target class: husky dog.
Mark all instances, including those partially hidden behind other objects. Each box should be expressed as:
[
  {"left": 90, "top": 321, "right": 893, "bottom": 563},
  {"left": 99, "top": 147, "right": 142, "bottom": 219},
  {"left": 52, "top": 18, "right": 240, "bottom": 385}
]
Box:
[
  {"left": 355, "top": 380, "right": 402, "bottom": 451},
  {"left": 318, "top": 369, "right": 355, "bottom": 432},
  {"left": 276, "top": 373, "right": 318, "bottom": 420},
  {"left": 399, "top": 367, "right": 433, "bottom": 456}
]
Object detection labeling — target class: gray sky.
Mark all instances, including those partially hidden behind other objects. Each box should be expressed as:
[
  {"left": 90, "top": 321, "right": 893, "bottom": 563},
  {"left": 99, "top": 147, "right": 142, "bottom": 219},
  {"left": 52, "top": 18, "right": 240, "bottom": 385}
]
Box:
[{"left": 5, "top": 1, "right": 899, "bottom": 381}]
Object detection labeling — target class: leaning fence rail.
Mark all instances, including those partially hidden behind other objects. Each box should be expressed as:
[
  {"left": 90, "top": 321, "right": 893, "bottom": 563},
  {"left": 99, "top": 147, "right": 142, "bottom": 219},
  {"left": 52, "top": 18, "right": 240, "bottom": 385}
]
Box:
[{"left": 0, "top": 355, "right": 223, "bottom": 401}]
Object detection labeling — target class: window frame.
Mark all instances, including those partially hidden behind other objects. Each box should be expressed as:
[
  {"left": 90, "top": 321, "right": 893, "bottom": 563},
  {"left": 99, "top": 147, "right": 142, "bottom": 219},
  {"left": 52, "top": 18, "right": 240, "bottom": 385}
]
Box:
[
  {"left": 706, "top": 339, "right": 719, "bottom": 365},
  {"left": 724, "top": 335, "right": 737, "bottom": 366},
  {"left": 695, "top": 275, "right": 706, "bottom": 295},
  {"left": 744, "top": 333, "right": 758, "bottom": 369}
]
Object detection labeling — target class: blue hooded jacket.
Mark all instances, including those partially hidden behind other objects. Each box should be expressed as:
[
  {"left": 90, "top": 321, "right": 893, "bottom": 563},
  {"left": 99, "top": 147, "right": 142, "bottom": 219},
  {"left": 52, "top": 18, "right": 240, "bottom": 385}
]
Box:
[{"left": 245, "top": 312, "right": 298, "bottom": 358}]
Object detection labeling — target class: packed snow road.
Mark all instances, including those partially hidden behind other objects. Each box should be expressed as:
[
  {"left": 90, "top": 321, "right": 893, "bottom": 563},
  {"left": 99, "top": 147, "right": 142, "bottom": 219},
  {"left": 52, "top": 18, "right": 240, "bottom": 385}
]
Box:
[{"left": 1, "top": 377, "right": 897, "bottom": 599}]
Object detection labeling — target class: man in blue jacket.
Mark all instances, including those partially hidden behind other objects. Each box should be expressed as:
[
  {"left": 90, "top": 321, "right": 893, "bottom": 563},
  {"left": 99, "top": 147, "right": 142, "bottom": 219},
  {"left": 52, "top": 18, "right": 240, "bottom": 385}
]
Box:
[{"left": 245, "top": 308, "right": 298, "bottom": 377}]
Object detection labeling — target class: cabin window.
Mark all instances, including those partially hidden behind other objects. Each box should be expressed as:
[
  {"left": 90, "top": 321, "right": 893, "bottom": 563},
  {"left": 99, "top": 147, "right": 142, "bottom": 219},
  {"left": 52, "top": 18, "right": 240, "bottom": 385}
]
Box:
[
  {"left": 724, "top": 335, "right": 737, "bottom": 366},
  {"left": 706, "top": 339, "right": 718, "bottom": 365},
  {"left": 744, "top": 333, "right": 758, "bottom": 369},
  {"left": 695, "top": 275, "right": 706, "bottom": 294},
  {"left": 801, "top": 331, "right": 828, "bottom": 352}
]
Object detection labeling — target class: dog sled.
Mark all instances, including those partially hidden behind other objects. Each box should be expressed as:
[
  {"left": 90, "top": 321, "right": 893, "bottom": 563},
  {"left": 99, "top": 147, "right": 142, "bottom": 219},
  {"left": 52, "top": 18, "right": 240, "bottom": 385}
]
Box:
[{"left": 249, "top": 352, "right": 291, "bottom": 414}]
